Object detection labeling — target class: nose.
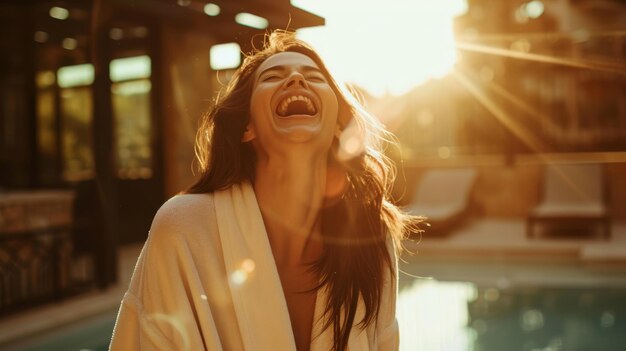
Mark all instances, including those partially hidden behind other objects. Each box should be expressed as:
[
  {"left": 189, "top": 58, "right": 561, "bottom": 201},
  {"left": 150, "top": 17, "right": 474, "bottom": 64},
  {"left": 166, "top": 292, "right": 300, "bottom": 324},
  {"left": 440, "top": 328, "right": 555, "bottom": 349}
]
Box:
[{"left": 284, "top": 71, "right": 307, "bottom": 89}]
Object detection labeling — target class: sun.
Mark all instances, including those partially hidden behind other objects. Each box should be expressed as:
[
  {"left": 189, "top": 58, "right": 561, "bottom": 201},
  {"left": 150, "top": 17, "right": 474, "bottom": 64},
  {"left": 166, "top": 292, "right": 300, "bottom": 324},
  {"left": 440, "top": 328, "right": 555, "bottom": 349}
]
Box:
[{"left": 293, "top": 0, "right": 468, "bottom": 96}]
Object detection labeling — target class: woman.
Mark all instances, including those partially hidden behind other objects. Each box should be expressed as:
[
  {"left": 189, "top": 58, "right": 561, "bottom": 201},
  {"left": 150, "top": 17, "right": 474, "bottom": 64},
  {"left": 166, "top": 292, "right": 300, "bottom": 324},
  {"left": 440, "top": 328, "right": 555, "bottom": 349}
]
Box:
[{"left": 110, "top": 31, "right": 416, "bottom": 351}]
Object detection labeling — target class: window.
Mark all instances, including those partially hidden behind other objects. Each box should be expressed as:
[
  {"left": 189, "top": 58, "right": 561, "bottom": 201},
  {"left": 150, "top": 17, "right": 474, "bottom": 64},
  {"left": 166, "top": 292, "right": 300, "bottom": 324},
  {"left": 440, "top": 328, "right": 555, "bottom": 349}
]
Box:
[
  {"left": 57, "top": 63, "right": 95, "bottom": 180},
  {"left": 110, "top": 55, "right": 153, "bottom": 179},
  {"left": 36, "top": 71, "right": 58, "bottom": 184}
]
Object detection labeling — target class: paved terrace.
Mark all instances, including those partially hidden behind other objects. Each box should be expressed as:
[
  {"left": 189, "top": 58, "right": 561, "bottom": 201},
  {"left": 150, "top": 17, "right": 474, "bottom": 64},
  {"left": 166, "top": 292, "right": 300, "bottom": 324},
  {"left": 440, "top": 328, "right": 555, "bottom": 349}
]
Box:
[
  {"left": 1, "top": 219, "right": 625, "bottom": 348},
  {"left": 405, "top": 219, "right": 626, "bottom": 263}
]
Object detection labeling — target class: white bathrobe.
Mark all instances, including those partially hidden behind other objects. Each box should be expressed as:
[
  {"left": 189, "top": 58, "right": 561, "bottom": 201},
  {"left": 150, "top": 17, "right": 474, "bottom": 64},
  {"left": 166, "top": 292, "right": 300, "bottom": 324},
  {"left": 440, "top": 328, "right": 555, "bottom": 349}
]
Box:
[{"left": 109, "top": 182, "right": 399, "bottom": 350}]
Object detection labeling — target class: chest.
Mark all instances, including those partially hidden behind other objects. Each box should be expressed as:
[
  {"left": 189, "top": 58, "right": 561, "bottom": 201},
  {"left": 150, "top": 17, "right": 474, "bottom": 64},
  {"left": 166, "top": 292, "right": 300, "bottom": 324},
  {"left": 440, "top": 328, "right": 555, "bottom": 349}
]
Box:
[{"left": 279, "top": 269, "right": 319, "bottom": 351}]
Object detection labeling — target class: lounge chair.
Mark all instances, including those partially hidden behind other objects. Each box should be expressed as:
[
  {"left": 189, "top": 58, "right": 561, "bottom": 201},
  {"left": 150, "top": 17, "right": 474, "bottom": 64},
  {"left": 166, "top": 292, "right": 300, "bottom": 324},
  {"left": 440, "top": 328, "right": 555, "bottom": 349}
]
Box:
[
  {"left": 527, "top": 163, "right": 610, "bottom": 239},
  {"left": 405, "top": 168, "right": 478, "bottom": 234}
]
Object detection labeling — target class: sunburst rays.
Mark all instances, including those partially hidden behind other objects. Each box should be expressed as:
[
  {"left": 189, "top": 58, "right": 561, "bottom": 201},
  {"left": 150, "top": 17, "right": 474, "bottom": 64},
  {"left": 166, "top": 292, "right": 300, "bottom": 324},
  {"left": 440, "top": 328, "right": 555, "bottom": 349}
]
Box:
[
  {"left": 456, "top": 41, "right": 626, "bottom": 75},
  {"left": 449, "top": 26, "right": 626, "bottom": 197},
  {"left": 457, "top": 29, "right": 626, "bottom": 41},
  {"left": 452, "top": 69, "right": 549, "bottom": 154},
  {"left": 451, "top": 28, "right": 626, "bottom": 153}
]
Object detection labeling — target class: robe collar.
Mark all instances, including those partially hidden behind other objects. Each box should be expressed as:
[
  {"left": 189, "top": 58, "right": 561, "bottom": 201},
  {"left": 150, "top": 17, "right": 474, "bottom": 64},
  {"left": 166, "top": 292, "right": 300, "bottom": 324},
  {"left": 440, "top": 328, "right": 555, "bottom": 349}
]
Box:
[{"left": 214, "top": 182, "right": 368, "bottom": 351}]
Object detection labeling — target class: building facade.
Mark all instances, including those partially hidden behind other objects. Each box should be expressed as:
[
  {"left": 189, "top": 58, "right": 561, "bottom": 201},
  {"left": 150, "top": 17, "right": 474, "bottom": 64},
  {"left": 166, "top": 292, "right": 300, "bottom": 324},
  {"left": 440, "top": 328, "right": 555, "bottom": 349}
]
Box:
[
  {"left": 0, "top": 0, "right": 323, "bottom": 312},
  {"left": 389, "top": 0, "right": 626, "bottom": 221}
]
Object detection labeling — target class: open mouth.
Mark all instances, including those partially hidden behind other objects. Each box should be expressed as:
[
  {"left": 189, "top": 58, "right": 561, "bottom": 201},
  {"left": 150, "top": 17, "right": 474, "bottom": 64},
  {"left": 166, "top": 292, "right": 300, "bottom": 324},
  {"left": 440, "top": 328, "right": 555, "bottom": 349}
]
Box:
[{"left": 276, "top": 95, "right": 317, "bottom": 117}]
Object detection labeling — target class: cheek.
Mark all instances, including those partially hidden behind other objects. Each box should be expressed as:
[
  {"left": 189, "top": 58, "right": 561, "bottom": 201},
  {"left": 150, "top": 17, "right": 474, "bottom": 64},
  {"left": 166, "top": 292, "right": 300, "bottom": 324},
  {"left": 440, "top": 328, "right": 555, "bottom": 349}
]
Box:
[
  {"left": 249, "top": 91, "right": 258, "bottom": 115},
  {"left": 326, "top": 94, "right": 340, "bottom": 124},
  {"left": 321, "top": 89, "right": 338, "bottom": 112},
  {"left": 249, "top": 91, "right": 269, "bottom": 124}
]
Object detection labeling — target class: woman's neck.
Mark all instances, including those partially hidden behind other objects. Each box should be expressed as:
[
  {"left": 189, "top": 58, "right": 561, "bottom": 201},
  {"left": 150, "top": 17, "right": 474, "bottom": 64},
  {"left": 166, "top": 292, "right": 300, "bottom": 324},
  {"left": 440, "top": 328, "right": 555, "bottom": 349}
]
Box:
[{"left": 253, "top": 152, "right": 327, "bottom": 268}]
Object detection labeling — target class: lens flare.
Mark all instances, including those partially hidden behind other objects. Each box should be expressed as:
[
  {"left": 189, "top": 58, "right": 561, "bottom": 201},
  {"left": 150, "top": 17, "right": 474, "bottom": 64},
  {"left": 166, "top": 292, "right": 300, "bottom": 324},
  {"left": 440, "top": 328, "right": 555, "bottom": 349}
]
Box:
[
  {"left": 230, "top": 270, "right": 247, "bottom": 286},
  {"left": 230, "top": 258, "right": 256, "bottom": 286},
  {"left": 337, "top": 122, "right": 364, "bottom": 161},
  {"left": 241, "top": 258, "right": 255, "bottom": 273}
]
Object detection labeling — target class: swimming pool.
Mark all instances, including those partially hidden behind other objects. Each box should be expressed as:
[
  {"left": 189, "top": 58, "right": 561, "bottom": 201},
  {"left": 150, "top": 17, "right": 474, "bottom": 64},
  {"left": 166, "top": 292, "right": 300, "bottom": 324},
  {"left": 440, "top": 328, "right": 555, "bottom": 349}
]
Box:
[
  {"left": 397, "top": 256, "right": 626, "bottom": 351},
  {"left": 1, "top": 308, "right": 116, "bottom": 351},
  {"left": 4, "top": 256, "right": 626, "bottom": 351}
]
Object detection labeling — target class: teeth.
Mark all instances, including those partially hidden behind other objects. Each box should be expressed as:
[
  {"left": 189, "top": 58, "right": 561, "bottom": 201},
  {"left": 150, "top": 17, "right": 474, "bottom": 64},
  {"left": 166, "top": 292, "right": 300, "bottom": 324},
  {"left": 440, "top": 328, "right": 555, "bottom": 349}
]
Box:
[{"left": 278, "top": 95, "right": 316, "bottom": 116}]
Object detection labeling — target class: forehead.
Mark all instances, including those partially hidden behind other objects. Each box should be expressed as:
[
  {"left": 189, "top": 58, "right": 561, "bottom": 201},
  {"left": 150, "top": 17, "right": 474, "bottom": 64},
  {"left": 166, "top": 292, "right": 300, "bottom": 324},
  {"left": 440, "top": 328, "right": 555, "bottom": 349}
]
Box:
[{"left": 255, "top": 52, "right": 319, "bottom": 76}]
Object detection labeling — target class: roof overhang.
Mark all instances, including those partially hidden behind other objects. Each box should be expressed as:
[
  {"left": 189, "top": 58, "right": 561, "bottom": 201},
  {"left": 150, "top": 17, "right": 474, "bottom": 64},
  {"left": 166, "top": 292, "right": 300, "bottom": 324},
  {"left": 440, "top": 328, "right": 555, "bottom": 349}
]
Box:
[{"left": 110, "top": 0, "right": 324, "bottom": 43}]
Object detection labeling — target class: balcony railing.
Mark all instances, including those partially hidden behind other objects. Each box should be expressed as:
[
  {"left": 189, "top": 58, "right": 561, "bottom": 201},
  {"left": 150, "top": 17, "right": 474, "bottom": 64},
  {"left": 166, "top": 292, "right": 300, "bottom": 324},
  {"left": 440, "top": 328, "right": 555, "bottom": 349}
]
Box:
[{"left": 0, "top": 190, "right": 94, "bottom": 316}]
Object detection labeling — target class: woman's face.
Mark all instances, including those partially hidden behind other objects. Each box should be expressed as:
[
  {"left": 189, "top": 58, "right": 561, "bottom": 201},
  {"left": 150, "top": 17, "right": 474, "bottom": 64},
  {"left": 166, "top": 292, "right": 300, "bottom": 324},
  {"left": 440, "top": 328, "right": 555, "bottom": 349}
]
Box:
[{"left": 246, "top": 51, "right": 339, "bottom": 156}]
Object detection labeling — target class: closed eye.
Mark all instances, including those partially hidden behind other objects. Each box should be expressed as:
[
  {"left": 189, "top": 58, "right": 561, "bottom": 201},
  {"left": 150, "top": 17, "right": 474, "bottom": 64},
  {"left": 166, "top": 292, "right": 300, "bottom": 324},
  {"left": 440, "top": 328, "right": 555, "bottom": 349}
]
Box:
[
  {"left": 261, "top": 74, "right": 282, "bottom": 82},
  {"left": 307, "top": 75, "right": 326, "bottom": 82}
]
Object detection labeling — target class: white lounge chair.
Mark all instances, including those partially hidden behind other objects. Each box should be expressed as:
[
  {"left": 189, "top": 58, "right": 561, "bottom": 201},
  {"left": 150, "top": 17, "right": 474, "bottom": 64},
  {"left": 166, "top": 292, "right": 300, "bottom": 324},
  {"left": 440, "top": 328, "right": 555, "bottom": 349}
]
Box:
[
  {"left": 405, "top": 168, "right": 478, "bottom": 234},
  {"left": 527, "top": 163, "right": 610, "bottom": 239}
]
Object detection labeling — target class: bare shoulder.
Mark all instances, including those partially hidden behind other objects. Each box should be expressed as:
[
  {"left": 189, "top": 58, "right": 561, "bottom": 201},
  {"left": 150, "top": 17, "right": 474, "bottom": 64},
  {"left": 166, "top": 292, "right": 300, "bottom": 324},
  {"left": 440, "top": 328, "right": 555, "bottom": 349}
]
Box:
[{"left": 148, "top": 193, "right": 216, "bottom": 244}]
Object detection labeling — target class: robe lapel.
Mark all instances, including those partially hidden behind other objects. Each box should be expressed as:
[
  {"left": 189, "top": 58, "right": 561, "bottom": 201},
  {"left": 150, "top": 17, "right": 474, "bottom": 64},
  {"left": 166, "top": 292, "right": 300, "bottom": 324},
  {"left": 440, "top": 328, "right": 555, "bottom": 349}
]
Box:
[
  {"left": 214, "top": 182, "right": 297, "bottom": 351},
  {"left": 215, "top": 182, "right": 370, "bottom": 351}
]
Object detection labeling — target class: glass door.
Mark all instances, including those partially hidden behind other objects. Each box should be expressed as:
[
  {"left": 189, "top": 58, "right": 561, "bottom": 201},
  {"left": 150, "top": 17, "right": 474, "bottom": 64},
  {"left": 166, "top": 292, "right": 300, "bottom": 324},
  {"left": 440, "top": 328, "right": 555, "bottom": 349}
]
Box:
[{"left": 109, "top": 37, "right": 164, "bottom": 244}]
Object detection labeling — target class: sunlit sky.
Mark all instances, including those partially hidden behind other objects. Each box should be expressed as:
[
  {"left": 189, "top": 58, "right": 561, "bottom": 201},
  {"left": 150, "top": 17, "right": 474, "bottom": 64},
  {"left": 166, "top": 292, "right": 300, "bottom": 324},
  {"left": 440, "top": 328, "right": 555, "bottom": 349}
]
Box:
[{"left": 291, "top": 0, "right": 468, "bottom": 96}]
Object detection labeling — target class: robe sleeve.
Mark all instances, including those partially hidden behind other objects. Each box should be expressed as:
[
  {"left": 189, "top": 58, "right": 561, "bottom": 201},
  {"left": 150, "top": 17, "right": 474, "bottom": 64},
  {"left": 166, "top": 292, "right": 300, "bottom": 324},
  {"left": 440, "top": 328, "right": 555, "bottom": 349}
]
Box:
[
  {"left": 109, "top": 197, "right": 224, "bottom": 351},
  {"left": 376, "top": 237, "right": 400, "bottom": 351},
  {"left": 109, "top": 289, "right": 177, "bottom": 350}
]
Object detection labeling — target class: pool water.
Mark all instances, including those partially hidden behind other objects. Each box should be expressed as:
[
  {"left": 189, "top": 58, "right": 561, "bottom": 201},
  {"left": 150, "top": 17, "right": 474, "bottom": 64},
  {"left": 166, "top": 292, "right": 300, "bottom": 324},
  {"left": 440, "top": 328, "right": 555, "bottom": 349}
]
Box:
[
  {"left": 469, "top": 287, "right": 625, "bottom": 351},
  {"left": 2, "top": 309, "right": 117, "bottom": 351},
  {"left": 398, "top": 280, "right": 626, "bottom": 351},
  {"left": 397, "top": 257, "right": 626, "bottom": 351}
]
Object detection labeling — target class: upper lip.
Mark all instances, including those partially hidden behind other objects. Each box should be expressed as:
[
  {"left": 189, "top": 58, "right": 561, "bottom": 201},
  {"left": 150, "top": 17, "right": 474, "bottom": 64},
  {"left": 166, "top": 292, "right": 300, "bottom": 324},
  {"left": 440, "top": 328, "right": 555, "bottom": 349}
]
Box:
[{"left": 274, "top": 90, "right": 319, "bottom": 117}]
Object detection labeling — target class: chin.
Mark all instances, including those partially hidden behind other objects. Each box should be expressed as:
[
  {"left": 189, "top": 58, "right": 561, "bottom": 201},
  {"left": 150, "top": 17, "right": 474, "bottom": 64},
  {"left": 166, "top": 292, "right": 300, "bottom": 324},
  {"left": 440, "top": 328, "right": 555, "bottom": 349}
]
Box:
[{"left": 277, "top": 126, "right": 334, "bottom": 147}]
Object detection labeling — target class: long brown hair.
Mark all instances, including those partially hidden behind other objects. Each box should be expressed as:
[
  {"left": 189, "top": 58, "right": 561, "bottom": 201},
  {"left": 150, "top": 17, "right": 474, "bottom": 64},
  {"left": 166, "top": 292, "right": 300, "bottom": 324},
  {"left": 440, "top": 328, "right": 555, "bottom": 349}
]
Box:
[{"left": 188, "top": 31, "right": 416, "bottom": 351}]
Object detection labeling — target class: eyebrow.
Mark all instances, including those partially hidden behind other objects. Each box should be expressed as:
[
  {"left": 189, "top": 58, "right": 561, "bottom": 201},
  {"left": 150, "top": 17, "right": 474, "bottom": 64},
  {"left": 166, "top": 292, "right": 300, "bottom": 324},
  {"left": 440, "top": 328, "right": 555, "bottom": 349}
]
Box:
[{"left": 257, "top": 64, "right": 323, "bottom": 78}]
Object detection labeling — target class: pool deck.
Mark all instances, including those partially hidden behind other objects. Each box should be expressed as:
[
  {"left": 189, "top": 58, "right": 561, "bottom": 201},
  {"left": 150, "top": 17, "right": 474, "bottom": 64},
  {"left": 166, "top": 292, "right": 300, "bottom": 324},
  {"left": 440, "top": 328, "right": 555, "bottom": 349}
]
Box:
[
  {"left": 405, "top": 219, "right": 626, "bottom": 263},
  {"left": 1, "top": 218, "right": 625, "bottom": 347},
  {"left": 0, "top": 244, "right": 142, "bottom": 350}
]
